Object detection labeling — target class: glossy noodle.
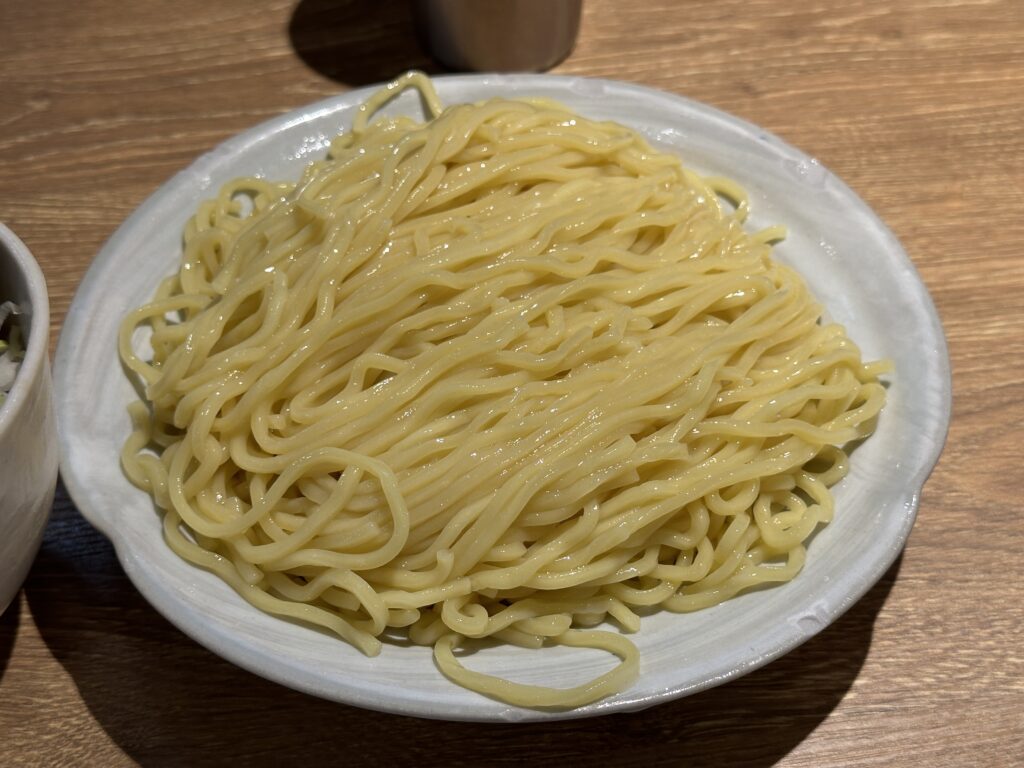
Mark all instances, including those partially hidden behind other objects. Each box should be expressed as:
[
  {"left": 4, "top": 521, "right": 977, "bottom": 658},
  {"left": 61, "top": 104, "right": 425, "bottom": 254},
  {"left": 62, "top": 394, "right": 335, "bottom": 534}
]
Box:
[{"left": 119, "top": 72, "right": 887, "bottom": 709}]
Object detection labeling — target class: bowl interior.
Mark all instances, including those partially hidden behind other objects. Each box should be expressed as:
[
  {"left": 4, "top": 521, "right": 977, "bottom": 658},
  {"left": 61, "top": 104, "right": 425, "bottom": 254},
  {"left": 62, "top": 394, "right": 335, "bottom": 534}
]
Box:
[{"left": 0, "top": 223, "right": 50, "bottom": 427}]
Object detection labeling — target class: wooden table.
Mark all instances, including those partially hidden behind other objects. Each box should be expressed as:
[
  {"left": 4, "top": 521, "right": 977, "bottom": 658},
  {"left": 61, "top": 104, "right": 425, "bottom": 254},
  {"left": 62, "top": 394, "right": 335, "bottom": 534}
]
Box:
[{"left": 2, "top": 0, "right": 1021, "bottom": 765}]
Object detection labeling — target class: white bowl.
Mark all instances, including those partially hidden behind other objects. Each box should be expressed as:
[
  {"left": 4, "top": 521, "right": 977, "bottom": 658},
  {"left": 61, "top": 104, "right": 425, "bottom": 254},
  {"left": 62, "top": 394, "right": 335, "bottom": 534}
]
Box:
[
  {"left": 55, "top": 75, "right": 951, "bottom": 720},
  {"left": 0, "top": 224, "right": 58, "bottom": 614}
]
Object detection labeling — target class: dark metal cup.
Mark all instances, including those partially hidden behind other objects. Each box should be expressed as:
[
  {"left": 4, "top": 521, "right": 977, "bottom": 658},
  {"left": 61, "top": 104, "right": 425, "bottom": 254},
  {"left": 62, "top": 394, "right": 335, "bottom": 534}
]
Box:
[{"left": 415, "top": 0, "right": 582, "bottom": 72}]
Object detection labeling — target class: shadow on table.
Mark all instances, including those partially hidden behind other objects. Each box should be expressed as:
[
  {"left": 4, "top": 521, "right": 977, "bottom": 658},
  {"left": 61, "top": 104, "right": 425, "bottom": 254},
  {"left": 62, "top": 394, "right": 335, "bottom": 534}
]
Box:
[
  {"left": 0, "top": 593, "right": 21, "bottom": 682},
  {"left": 26, "top": 479, "right": 901, "bottom": 768},
  {"left": 288, "top": 0, "right": 443, "bottom": 87}
]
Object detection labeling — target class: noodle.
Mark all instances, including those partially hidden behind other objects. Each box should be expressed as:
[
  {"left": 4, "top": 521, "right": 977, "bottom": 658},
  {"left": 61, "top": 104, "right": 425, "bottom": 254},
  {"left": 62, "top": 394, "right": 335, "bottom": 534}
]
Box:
[{"left": 119, "top": 72, "right": 887, "bottom": 709}]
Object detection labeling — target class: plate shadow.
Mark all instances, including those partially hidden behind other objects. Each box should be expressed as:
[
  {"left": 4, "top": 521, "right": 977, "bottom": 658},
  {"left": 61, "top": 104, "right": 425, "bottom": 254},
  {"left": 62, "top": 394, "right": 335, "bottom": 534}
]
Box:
[{"left": 25, "top": 478, "right": 901, "bottom": 767}]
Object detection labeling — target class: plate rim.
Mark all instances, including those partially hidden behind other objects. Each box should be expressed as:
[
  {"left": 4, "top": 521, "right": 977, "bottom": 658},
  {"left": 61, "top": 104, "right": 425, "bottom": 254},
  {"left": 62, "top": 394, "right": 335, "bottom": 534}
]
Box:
[{"left": 54, "top": 73, "right": 952, "bottom": 722}]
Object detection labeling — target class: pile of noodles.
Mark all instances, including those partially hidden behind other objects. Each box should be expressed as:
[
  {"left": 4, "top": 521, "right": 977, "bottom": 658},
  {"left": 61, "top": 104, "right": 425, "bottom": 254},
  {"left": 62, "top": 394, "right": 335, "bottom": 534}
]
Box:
[{"left": 119, "top": 73, "right": 886, "bottom": 709}]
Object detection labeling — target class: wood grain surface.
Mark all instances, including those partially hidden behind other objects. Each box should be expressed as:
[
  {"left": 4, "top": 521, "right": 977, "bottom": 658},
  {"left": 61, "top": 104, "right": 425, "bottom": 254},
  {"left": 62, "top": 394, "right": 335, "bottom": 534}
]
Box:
[{"left": 2, "top": 0, "right": 1022, "bottom": 765}]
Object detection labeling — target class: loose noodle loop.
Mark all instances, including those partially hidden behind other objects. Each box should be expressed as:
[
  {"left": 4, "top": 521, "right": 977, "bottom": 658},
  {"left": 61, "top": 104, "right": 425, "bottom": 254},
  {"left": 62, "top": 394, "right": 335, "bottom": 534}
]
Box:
[{"left": 120, "top": 72, "right": 886, "bottom": 709}]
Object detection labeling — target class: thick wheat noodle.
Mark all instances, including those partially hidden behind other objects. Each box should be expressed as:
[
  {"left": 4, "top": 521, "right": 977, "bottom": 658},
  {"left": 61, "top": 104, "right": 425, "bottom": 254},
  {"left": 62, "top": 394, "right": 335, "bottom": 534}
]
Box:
[{"left": 119, "top": 72, "right": 887, "bottom": 709}]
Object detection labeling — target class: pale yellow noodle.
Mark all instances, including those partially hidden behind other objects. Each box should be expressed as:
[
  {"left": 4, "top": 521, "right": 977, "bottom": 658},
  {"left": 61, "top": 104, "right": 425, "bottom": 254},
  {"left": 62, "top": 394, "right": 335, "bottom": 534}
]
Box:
[{"left": 119, "top": 72, "right": 887, "bottom": 710}]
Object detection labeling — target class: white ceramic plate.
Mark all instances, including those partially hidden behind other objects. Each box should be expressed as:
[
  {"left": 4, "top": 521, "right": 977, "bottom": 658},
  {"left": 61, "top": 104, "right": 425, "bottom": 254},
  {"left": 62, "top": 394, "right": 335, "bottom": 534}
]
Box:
[{"left": 54, "top": 75, "right": 950, "bottom": 722}]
